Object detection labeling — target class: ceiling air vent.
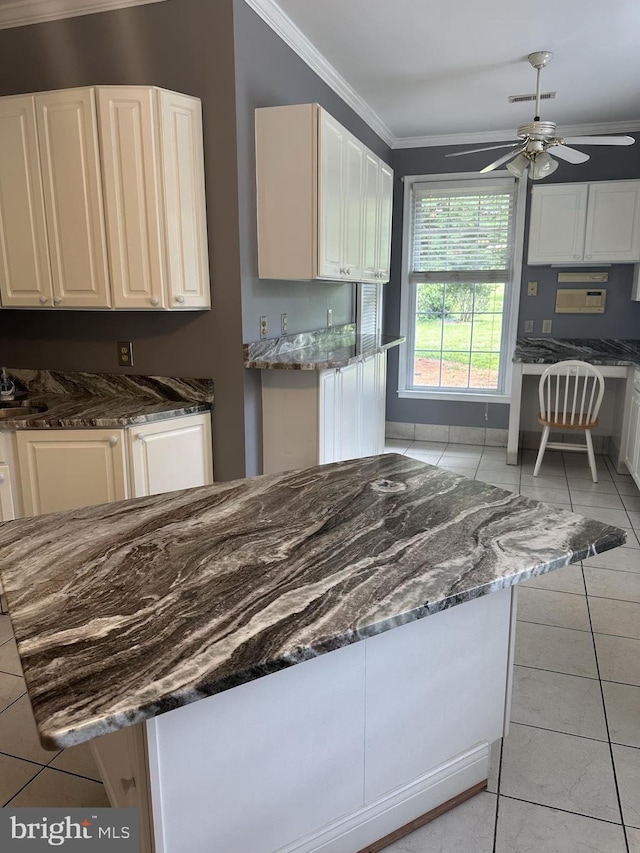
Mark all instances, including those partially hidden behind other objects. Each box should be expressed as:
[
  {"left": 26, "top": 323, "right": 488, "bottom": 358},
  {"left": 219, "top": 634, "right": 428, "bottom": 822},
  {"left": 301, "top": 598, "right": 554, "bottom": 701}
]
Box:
[{"left": 508, "top": 92, "right": 556, "bottom": 104}]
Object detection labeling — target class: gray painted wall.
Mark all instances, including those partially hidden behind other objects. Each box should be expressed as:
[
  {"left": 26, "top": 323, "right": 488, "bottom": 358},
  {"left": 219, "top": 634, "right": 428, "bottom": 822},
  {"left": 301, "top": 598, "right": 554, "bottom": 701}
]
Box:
[
  {"left": 0, "top": 0, "right": 248, "bottom": 481},
  {"left": 385, "top": 136, "right": 640, "bottom": 428},
  {"left": 232, "top": 0, "right": 392, "bottom": 474}
]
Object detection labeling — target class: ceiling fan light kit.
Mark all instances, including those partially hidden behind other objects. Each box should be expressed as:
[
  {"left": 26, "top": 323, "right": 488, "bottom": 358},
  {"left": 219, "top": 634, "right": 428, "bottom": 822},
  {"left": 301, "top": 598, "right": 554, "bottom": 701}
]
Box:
[{"left": 446, "top": 51, "right": 635, "bottom": 179}]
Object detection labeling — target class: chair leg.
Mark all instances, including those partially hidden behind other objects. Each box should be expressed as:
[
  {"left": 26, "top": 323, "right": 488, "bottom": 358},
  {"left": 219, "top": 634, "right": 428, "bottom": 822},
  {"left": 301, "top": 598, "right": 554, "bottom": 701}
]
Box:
[
  {"left": 534, "top": 426, "right": 550, "bottom": 477},
  {"left": 585, "top": 430, "right": 598, "bottom": 483}
]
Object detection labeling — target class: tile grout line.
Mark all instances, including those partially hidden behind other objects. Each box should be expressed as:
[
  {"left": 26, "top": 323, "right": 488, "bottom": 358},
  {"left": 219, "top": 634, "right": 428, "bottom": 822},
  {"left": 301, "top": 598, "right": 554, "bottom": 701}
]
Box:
[{"left": 583, "top": 562, "right": 631, "bottom": 853}]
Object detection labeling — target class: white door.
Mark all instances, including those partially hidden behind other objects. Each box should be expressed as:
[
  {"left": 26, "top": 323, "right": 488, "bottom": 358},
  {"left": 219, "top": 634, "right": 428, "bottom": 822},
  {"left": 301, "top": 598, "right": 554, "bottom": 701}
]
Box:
[
  {"left": 359, "top": 356, "right": 379, "bottom": 458},
  {"left": 527, "top": 184, "right": 588, "bottom": 264},
  {"left": 159, "top": 90, "right": 210, "bottom": 309},
  {"left": 374, "top": 351, "right": 387, "bottom": 454},
  {"left": 128, "top": 413, "right": 213, "bottom": 497},
  {"left": 336, "top": 362, "right": 360, "bottom": 462},
  {"left": 0, "top": 95, "right": 53, "bottom": 308},
  {"left": 625, "top": 392, "right": 640, "bottom": 481},
  {"left": 17, "top": 429, "right": 128, "bottom": 516},
  {"left": 36, "top": 88, "right": 111, "bottom": 308},
  {"left": 318, "top": 109, "right": 345, "bottom": 280},
  {"left": 342, "top": 133, "right": 364, "bottom": 280},
  {"left": 376, "top": 163, "right": 394, "bottom": 281},
  {"left": 0, "top": 464, "right": 15, "bottom": 521},
  {"left": 361, "top": 151, "right": 380, "bottom": 283},
  {"left": 97, "top": 87, "right": 166, "bottom": 310},
  {"left": 318, "top": 369, "right": 338, "bottom": 465},
  {"left": 584, "top": 181, "right": 640, "bottom": 263}
]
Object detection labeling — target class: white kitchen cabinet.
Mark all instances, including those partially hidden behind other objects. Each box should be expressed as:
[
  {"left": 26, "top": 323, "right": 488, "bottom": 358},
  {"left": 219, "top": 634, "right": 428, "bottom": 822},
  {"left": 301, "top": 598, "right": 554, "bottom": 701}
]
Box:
[
  {"left": 528, "top": 180, "right": 640, "bottom": 265},
  {"left": 0, "top": 96, "right": 54, "bottom": 308},
  {"left": 128, "top": 413, "right": 213, "bottom": 497},
  {"left": 261, "top": 352, "right": 387, "bottom": 475},
  {"left": 0, "top": 86, "right": 210, "bottom": 311},
  {"left": 37, "top": 88, "right": 112, "bottom": 308},
  {"left": 256, "top": 103, "right": 392, "bottom": 283},
  {"left": 584, "top": 181, "right": 640, "bottom": 263},
  {"left": 16, "top": 413, "right": 213, "bottom": 516},
  {"left": 527, "top": 184, "right": 588, "bottom": 264},
  {"left": 17, "top": 429, "right": 128, "bottom": 515},
  {"left": 624, "top": 371, "right": 640, "bottom": 487},
  {"left": 0, "top": 463, "right": 15, "bottom": 521},
  {"left": 97, "top": 87, "right": 210, "bottom": 310}
]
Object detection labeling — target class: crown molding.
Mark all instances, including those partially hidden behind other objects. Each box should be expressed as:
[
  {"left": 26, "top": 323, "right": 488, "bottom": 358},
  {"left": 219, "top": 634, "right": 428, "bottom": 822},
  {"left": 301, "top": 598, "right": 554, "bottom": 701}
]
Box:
[
  {"left": 243, "top": 0, "right": 395, "bottom": 148},
  {"left": 0, "top": 0, "right": 166, "bottom": 29},
  {"left": 392, "top": 120, "right": 640, "bottom": 149}
]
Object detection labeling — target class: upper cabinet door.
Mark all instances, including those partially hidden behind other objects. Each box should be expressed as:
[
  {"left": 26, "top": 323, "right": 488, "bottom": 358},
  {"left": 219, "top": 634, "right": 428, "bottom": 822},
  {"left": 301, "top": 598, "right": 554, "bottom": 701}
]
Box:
[
  {"left": 0, "top": 96, "right": 53, "bottom": 307},
  {"left": 376, "top": 163, "right": 393, "bottom": 281},
  {"left": 158, "top": 90, "right": 210, "bottom": 309},
  {"left": 342, "top": 133, "right": 364, "bottom": 280},
  {"left": 36, "top": 89, "right": 111, "bottom": 308},
  {"left": 318, "top": 109, "right": 345, "bottom": 280},
  {"left": 97, "top": 87, "right": 166, "bottom": 310},
  {"left": 361, "top": 150, "right": 380, "bottom": 282},
  {"left": 585, "top": 181, "right": 640, "bottom": 263},
  {"left": 527, "top": 184, "right": 588, "bottom": 265}
]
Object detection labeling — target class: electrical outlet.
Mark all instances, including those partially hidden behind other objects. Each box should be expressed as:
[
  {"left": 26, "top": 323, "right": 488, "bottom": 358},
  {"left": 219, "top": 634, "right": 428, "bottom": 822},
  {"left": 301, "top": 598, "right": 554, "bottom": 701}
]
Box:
[
  {"left": 260, "top": 316, "right": 268, "bottom": 339},
  {"left": 327, "top": 308, "right": 332, "bottom": 327},
  {"left": 527, "top": 281, "right": 538, "bottom": 296},
  {"left": 524, "top": 320, "right": 534, "bottom": 333},
  {"left": 542, "top": 319, "right": 553, "bottom": 333},
  {"left": 117, "top": 341, "right": 134, "bottom": 367},
  {"left": 281, "top": 313, "right": 287, "bottom": 335}
]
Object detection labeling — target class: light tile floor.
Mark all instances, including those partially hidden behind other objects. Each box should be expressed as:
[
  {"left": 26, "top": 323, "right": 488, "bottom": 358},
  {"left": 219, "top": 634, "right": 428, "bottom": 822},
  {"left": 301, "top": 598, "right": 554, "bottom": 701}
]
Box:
[
  {"left": 0, "top": 442, "right": 638, "bottom": 851},
  {"left": 382, "top": 440, "right": 640, "bottom": 853}
]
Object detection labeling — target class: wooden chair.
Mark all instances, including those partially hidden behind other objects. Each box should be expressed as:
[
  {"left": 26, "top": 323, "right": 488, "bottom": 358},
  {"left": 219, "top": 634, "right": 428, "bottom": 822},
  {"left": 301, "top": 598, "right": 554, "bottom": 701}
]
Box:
[{"left": 533, "top": 360, "right": 605, "bottom": 482}]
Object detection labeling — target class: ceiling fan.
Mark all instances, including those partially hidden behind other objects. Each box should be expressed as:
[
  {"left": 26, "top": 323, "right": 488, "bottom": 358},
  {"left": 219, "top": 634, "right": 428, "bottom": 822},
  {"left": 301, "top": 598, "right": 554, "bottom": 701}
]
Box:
[{"left": 446, "top": 51, "right": 635, "bottom": 179}]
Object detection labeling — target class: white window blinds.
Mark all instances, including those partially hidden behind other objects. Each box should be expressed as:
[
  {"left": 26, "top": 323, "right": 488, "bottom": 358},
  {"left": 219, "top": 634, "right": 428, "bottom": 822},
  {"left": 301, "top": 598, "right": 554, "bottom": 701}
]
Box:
[{"left": 410, "top": 181, "right": 516, "bottom": 282}]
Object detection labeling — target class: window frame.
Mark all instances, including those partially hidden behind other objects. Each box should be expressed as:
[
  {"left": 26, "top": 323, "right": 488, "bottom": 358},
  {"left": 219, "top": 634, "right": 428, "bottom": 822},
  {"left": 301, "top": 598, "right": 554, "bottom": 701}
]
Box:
[{"left": 397, "top": 171, "right": 527, "bottom": 403}]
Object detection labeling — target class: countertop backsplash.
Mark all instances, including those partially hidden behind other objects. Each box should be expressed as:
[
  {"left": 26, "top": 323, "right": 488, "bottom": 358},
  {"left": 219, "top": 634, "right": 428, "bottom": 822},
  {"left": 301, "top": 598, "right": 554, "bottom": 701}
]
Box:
[{"left": 5, "top": 369, "right": 215, "bottom": 403}]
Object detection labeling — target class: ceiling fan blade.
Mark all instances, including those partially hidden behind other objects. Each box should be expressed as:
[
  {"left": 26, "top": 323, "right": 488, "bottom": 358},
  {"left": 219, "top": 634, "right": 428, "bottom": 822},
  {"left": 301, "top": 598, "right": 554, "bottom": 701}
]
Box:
[
  {"left": 446, "top": 142, "right": 519, "bottom": 158},
  {"left": 551, "top": 145, "right": 590, "bottom": 164},
  {"left": 561, "top": 135, "right": 635, "bottom": 146},
  {"left": 480, "top": 149, "right": 521, "bottom": 173}
]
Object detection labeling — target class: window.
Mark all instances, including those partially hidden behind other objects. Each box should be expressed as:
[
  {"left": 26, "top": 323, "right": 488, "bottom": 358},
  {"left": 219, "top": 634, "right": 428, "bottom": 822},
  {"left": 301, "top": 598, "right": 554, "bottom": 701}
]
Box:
[{"left": 399, "top": 175, "right": 524, "bottom": 402}]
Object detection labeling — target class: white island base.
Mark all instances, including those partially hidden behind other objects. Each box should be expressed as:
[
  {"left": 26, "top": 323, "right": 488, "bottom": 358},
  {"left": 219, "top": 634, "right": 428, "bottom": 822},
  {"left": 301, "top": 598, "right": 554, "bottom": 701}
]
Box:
[{"left": 91, "top": 586, "right": 517, "bottom": 853}]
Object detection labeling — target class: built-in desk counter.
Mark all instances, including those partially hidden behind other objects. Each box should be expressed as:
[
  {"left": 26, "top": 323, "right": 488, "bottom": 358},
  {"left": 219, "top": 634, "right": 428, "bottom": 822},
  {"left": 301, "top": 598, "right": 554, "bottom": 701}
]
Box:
[
  {"left": 508, "top": 338, "right": 640, "bottom": 466},
  {"left": 0, "top": 454, "right": 624, "bottom": 853}
]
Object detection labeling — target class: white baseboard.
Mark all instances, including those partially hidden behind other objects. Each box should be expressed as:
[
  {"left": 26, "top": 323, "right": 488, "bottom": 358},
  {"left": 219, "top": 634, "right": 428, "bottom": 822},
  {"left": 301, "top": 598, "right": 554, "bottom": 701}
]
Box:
[{"left": 280, "top": 743, "right": 489, "bottom": 853}]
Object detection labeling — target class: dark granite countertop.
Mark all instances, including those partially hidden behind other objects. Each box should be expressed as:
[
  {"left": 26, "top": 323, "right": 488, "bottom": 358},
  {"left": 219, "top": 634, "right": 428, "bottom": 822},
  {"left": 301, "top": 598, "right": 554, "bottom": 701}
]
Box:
[
  {"left": 0, "top": 453, "right": 624, "bottom": 749},
  {"left": 514, "top": 338, "right": 640, "bottom": 366},
  {"left": 244, "top": 324, "right": 404, "bottom": 369},
  {"left": 0, "top": 370, "right": 214, "bottom": 429}
]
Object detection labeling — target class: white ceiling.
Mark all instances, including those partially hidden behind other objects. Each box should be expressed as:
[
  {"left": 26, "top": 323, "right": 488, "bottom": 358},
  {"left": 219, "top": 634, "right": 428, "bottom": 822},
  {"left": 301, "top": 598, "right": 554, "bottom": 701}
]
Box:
[{"left": 272, "top": 0, "right": 640, "bottom": 145}]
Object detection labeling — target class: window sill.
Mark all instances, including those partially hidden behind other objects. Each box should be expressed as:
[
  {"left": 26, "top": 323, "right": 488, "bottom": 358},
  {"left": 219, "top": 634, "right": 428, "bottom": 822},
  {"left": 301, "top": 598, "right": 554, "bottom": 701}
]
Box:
[{"left": 397, "top": 389, "right": 511, "bottom": 404}]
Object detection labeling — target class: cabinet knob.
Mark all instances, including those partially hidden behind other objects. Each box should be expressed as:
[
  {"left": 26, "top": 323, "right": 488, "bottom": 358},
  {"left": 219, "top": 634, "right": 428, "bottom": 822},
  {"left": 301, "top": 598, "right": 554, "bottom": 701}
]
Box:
[
  {"left": 108, "top": 436, "right": 118, "bottom": 447},
  {"left": 574, "top": 255, "right": 580, "bottom": 260},
  {"left": 151, "top": 297, "right": 159, "bottom": 306},
  {"left": 53, "top": 297, "right": 61, "bottom": 305},
  {"left": 586, "top": 254, "right": 592, "bottom": 259},
  {"left": 39, "top": 296, "right": 47, "bottom": 304},
  {"left": 0, "top": 473, "right": 4, "bottom": 483},
  {"left": 176, "top": 295, "right": 185, "bottom": 304},
  {"left": 137, "top": 432, "right": 146, "bottom": 442},
  {"left": 345, "top": 268, "right": 351, "bottom": 276}
]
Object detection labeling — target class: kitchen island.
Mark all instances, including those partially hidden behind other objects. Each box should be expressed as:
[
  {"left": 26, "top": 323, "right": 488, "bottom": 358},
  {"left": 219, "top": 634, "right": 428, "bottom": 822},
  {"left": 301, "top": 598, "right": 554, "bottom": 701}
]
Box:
[{"left": 0, "top": 454, "right": 624, "bottom": 853}]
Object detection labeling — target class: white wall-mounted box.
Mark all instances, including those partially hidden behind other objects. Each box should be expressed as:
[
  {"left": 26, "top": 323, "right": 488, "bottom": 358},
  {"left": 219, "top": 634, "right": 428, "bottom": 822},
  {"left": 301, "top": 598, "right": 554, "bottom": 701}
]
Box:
[{"left": 555, "top": 288, "right": 606, "bottom": 314}]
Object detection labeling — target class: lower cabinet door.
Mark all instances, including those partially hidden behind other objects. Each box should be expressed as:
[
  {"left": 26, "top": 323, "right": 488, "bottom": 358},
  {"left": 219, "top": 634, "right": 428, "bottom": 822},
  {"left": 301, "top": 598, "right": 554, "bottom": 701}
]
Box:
[
  {"left": 128, "top": 413, "right": 213, "bottom": 497},
  {"left": 336, "top": 362, "right": 360, "bottom": 462},
  {"left": 0, "top": 463, "right": 15, "bottom": 521},
  {"left": 17, "top": 429, "right": 128, "bottom": 516},
  {"left": 359, "top": 356, "right": 379, "bottom": 458}
]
